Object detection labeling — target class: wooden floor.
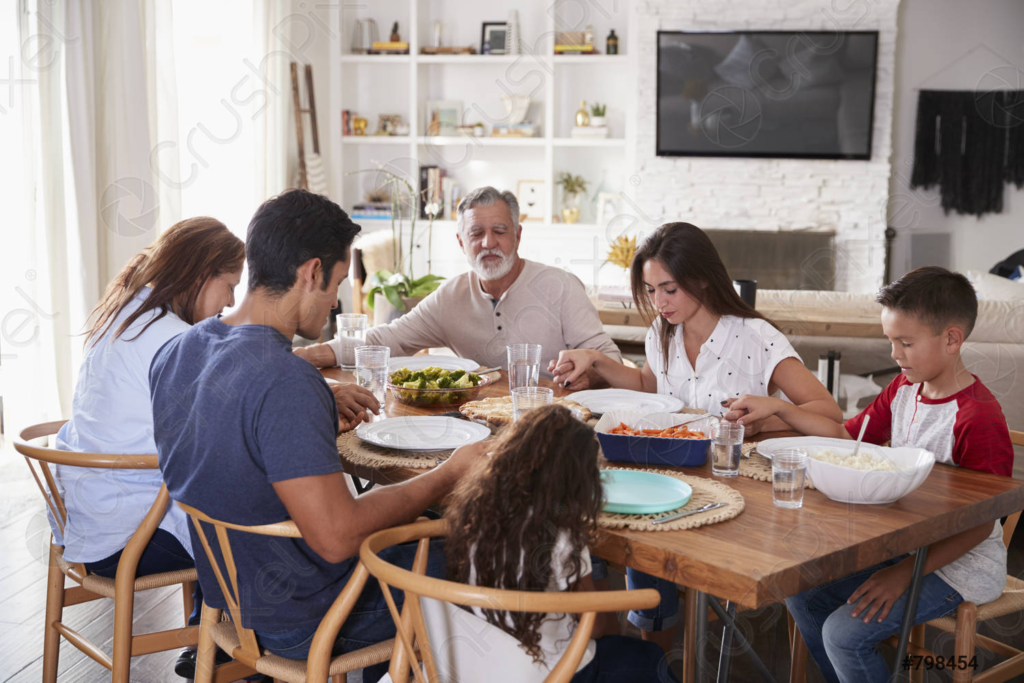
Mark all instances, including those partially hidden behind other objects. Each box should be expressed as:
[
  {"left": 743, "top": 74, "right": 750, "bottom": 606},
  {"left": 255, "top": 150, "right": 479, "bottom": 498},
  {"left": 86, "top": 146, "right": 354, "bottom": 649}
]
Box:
[{"left": 4, "top": 441, "right": 1023, "bottom": 683}]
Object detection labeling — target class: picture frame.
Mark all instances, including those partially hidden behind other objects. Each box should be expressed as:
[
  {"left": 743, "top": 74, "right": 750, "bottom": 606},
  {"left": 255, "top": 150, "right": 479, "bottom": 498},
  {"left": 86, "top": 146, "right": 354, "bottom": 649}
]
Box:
[
  {"left": 481, "top": 22, "right": 508, "bottom": 55},
  {"left": 516, "top": 180, "right": 546, "bottom": 222},
  {"left": 596, "top": 192, "right": 623, "bottom": 226},
  {"left": 425, "top": 100, "right": 462, "bottom": 136}
]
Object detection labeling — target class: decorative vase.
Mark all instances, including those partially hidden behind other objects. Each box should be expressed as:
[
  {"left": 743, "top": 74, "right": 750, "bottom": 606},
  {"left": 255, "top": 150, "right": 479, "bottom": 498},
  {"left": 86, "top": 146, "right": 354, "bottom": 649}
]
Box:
[
  {"left": 590, "top": 115, "right": 606, "bottom": 127},
  {"left": 575, "top": 100, "right": 590, "bottom": 127},
  {"left": 373, "top": 293, "right": 425, "bottom": 327},
  {"left": 561, "top": 193, "right": 581, "bottom": 224}
]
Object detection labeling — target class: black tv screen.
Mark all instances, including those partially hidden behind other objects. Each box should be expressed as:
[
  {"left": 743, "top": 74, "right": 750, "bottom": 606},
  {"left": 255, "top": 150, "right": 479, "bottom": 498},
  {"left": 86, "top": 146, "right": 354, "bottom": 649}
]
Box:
[{"left": 657, "top": 31, "right": 878, "bottom": 159}]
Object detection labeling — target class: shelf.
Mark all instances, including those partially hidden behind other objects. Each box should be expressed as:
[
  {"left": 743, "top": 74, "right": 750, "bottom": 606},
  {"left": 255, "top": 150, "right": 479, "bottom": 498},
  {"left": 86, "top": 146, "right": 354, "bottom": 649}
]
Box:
[
  {"left": 342, "top": 136, "right": 413, "bottom": 145},
  {"left": 553, "top": 138, "right": 627, "bottom": 148},
  {"left": 418, "top": 136, "right": 545, "bottom": 147},
  {"left": 341, "top": 55, "right": 411, "bottom": 64},
  {"left": 552, "top": 54, "right": 628, "bottom": 65},
  {"left": 417, "top": 54, "right": 531, "bottom": 65}
]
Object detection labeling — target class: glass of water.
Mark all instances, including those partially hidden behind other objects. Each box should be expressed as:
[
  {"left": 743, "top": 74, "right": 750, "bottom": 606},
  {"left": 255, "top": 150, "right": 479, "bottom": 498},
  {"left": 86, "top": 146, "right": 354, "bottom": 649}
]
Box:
[
  {"left": 336, "top": 314, "right": 368, "bottom": 370},
  {"left": 711, "top": 421, "right": 744, "bottom": 477},
  {"left": 772, "top": 448, "right": 808, "bottom": 509},
  {"left": 512, "top": 387, "right": 553, "bottom": 422},
  {"left": 354, "top": 345, "right": 389, "bottom": 421},
  {"left": 507, "top": 343, "right": 542, "bottom": 392}
]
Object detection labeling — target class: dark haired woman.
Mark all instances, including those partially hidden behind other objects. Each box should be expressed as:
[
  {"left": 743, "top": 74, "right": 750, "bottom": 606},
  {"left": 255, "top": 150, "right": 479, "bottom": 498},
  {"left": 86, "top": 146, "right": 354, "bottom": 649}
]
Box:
[
  {"left": 445, "top": 405, "right": 674, "bottom": 682},
  {"left": 51, "top": 217, "right": 244, "bottom": 678},
  {"left": 550, "top": 222, "right": 841, "bottom": 651}
]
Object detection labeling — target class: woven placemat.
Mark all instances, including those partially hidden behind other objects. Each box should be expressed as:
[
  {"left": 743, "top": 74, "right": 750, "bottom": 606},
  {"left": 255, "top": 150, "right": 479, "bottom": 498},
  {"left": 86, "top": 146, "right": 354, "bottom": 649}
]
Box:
[
  {"left": 337, "top": 429, "right": 460, "bottom": 469},
  {"left": 597, "top": 467, "right": 745, "bottom": 531},
  {"left": 738, "top": 449, "right": 816, "bottom": 489}
]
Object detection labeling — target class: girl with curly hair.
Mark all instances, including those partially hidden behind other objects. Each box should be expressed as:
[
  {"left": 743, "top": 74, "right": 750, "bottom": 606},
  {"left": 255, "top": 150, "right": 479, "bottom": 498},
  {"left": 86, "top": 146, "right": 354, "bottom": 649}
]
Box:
[{"left": 444, "top": 404, "right": 673, "bottom": 682}]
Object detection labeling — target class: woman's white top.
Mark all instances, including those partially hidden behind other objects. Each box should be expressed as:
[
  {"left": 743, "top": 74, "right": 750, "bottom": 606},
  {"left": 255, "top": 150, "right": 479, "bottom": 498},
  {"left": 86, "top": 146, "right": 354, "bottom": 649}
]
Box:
[
  {"left": 645, "top": 315, "right": 801, "bottom": 414},
  {"left": 51, "top": 288, "right": 193, "bottom": 562}
]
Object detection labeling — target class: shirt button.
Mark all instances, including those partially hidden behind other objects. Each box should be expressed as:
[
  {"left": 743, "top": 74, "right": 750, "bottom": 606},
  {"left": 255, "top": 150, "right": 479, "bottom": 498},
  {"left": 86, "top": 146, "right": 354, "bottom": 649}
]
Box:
[
  {"left": 496, "top": 312, "right": 501, "bottom": 317},
  {"left": 497, "top": 325, "right": 502, "bottom": 330}
]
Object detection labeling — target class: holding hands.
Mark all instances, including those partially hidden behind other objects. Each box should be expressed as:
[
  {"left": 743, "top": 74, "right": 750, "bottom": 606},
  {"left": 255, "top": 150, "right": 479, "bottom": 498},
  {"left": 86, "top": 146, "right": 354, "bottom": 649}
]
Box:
[
  {"left": 325, "top": 379, "right": 380, "bottom": 431},
  {"left": 548, "top": 350, "right": 596, "bottom": 390},
  {"left": 721, "top": 395, "right": 788, "bottom": 436}
]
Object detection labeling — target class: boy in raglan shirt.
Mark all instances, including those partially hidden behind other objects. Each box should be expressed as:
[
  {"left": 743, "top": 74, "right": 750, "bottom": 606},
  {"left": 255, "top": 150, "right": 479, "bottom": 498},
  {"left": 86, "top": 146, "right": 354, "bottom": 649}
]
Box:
[{"left": 724, "top": 266, "right": 1013, "bottom": 683}]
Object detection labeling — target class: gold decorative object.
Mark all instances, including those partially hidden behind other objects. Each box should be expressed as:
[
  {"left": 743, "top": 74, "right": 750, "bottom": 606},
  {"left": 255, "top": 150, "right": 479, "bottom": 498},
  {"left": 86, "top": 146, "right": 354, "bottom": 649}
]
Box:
[
  {"left": 575, "top": 100, "right": 590, "bottom": 127},
  {"left": 606, "top": 235, "right": 637, "bottom": 270},
  {"left": 561, "top": 207, "right": 581, "bottom": 224},
  {"left": 353, "top": 117, "right": 368, "bottom": 135}
]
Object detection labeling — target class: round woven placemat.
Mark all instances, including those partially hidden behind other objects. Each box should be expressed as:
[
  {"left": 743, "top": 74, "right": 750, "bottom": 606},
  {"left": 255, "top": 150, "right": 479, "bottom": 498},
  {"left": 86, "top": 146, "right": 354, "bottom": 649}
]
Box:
[
  {"left": 337, "top": 429, "right": 461, "bottom": 469},
  {"left": 738, "top": 449, "right": 816, "bottom": 489},
  {"left": 597, "top": 467, "right": 745, "bottom": 531}
]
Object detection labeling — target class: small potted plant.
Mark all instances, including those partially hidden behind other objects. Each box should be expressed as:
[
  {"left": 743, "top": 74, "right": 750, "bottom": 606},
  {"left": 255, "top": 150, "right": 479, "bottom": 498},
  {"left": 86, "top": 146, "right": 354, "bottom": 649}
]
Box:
[
  {"left": 589, "top": 103, "right": 607, "bottom": 128},
  {"left": 556, "top": 172, "right": 588, "bottom": 224}
]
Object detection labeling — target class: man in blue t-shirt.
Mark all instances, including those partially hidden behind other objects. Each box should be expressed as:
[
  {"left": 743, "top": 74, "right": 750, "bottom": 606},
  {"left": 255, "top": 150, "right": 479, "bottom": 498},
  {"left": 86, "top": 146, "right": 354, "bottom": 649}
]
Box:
[{"left": 151, "top": 190, "right": 485, "bottom": 681}]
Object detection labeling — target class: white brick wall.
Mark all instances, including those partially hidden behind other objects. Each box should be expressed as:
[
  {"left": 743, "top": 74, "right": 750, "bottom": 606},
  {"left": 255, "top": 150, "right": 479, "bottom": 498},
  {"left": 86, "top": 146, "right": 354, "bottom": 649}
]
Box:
[{"left": 633, "top": 0, "right": 899, "bottom": 292}]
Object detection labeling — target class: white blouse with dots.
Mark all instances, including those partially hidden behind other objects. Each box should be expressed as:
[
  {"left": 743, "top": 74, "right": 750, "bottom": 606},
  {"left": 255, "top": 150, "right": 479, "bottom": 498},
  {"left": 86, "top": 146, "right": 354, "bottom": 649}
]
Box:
[{"left": 645, "top": 315, "right": 802, "bottom": 415}]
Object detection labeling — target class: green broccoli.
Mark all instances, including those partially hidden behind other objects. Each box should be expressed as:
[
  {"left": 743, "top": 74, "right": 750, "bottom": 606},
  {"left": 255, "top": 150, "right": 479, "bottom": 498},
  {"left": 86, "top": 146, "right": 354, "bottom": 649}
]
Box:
[
  {"left": 402, "top": 378, "right": 426, "bottom": 390},
  {"left": 450, "top": 369, "right": 466, "bottom": 382},
  {"left": 390, "top": 368, "right": 411, "bottom": 383},
  {"left": 437, "top": 376, "right": 454, "bottom": 388}
]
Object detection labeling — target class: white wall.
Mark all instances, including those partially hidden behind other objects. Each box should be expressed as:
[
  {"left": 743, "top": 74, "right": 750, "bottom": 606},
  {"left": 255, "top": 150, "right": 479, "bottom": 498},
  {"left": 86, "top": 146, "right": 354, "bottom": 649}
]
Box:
[
  {"left": 632, "top": 0, "right": 900, "bottom": 293},
  {"left": 888, "top": 0, "right": 1024, "bottom": 278}
]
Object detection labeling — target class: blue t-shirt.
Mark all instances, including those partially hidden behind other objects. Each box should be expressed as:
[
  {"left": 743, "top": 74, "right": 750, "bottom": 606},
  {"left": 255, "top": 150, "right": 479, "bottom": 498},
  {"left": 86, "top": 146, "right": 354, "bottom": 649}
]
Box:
[{"left": 150, "top": 317, "right": 348, "bottom": 630}]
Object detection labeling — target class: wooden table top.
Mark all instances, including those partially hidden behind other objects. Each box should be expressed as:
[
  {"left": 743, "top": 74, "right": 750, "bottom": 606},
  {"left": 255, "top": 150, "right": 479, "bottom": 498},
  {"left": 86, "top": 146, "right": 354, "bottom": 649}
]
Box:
[
  {"left": 324, "top": 367, "right": 1024, "bottom": 610},
  {"left": 596, "top": 300, "right": 884, "bottom": 339}
]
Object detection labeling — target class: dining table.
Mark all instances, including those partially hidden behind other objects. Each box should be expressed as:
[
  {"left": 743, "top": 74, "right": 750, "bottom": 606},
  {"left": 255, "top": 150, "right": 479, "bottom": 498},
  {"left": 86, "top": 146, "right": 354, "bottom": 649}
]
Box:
[{"left": 323, "top": 366, "right": 1024, "bottom": 683}]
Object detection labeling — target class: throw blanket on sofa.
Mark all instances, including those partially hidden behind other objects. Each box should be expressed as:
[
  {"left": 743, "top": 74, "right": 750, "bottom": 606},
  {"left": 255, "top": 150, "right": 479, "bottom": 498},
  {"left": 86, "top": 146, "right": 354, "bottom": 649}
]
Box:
[{"left": 910, "top": 89, "right": 1024, "bottom": 216}]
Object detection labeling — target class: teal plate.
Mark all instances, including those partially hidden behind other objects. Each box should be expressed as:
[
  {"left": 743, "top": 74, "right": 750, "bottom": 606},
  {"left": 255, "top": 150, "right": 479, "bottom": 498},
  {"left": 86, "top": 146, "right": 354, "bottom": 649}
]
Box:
[{"left": 601, "top": 470, "right": 693, "bottom": 515}]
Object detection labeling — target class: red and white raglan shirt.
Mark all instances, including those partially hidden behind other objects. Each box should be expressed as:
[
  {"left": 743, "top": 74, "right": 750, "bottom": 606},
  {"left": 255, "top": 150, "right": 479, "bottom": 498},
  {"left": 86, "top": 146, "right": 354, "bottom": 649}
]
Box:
[{"left": 845, "top": 373, "right": 1014, "bottom": 604}]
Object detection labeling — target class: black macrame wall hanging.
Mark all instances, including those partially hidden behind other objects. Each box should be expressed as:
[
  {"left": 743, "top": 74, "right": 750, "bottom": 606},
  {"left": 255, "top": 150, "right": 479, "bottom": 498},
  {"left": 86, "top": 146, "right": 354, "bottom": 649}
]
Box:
[{"left": 910, "top": 90, "right": 1024, "bottom": 217}]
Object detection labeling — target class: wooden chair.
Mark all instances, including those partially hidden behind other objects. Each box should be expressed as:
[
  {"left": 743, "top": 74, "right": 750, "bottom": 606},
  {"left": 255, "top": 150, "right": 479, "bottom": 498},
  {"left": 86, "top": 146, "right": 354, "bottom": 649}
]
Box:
[
  {"left": 178, "top": 501, "right": 394, "bottom": 683},
  {"left": 789, "top": 429, "right": 1024, "bottom": 683},
  {"left": 15, "top": 420, "right": 199, "bottom": 683},
  {"left": 360, "top": 517, "right": 661, "bottom": 683}
]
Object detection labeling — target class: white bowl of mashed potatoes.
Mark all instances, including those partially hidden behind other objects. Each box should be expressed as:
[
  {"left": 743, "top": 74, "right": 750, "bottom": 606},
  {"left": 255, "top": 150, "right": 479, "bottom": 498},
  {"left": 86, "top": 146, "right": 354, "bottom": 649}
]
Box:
[{"left": 758, "top": 437, "right": 936, "bottom": 505}]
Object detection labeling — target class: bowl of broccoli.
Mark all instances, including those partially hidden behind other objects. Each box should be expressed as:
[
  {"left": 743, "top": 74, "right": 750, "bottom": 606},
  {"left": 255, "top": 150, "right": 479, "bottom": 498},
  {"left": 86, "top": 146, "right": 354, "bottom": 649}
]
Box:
[{"left": 387, "top": 366, "right": 492, "bottom": 407}]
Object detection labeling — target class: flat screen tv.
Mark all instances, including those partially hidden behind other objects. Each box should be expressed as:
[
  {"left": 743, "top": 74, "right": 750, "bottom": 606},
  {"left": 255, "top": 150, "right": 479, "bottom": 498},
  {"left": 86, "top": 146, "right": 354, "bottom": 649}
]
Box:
[{"left": 657, "top": 31, "right": 879, "bottom": 159}]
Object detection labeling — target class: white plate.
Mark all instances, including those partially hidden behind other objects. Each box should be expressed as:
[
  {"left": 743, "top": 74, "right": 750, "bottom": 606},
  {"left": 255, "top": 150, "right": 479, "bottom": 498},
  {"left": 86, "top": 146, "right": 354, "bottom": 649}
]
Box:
[
  {"left": 388, "top": 356, "right": 480, "bottom": 373},
  {"left": 355, "top": 416, "right": 491, "bottom": 451},
  {"left": 570, "top": 389, "right": 685, "bottom": 415}
]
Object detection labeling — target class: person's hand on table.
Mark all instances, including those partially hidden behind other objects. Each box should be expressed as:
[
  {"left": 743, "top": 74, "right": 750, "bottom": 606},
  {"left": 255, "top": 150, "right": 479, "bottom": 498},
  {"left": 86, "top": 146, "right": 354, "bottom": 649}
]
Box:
[
  {"left": 847, "top": 561, "right": 914, "bottom": 623},
  {"left": 549, "top": 350, "right": 596, "bottom": 390},
  {"left": 722, "top": 395, "right": 784, "bottom": 436},
  {"left": 325, "top": 379, "right": 380, "bottom": 432}
]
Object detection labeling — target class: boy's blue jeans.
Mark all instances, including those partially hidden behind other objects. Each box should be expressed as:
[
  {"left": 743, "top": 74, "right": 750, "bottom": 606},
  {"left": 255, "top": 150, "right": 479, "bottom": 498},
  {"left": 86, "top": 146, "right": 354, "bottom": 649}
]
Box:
[
  {"left": 786, "top": 555, "right": 963, "bottom": 683},
  {"left": 590, "top": 558, "right": 681, "bottom": 631}
]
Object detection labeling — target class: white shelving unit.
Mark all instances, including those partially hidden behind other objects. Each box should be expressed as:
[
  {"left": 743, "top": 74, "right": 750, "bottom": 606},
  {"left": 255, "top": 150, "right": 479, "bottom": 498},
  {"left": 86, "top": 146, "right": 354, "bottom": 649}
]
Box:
[{"left": 328, "top": 0, "right": 638, "bottom": 288}]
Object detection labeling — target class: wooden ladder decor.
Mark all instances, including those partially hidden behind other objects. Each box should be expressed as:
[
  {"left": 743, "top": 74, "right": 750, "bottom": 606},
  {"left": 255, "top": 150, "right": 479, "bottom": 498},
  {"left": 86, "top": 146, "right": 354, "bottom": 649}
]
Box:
[{"left": 290, "top": 62, "right": 320, "bottom": 191}]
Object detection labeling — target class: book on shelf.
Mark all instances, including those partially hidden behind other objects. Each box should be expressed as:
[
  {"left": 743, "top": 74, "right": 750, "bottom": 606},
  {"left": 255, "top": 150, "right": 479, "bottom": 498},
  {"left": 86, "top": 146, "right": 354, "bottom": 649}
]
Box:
[
  {"left": 342, "top": 109, "right": 352, "bottom": 136},
  {"left": 554, "top": 45, "right": 598, "bottom": 54},
  {"left": 371, "top": 41, "right": 409, "bottom": 50},
  {"left": 492, "top": 123, "right": 537, "bottom": 137},
  {"left": 570, "top": 126, "right": 609, "bottom": 138},
  {"left": 350, "top": 203, "right": 392, "bottom": 220},
  {"left": 419, "top": 165, "right": 446, "bottom": 219}
]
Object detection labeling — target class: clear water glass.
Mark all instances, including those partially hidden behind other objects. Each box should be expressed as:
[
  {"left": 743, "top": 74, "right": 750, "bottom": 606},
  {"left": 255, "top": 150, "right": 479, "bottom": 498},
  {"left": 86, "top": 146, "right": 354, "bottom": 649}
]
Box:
[
  {"left": 354, "top": 345, "right": 389, "bottom": 421},
  {"left": 507, "top": 343, "right": 542, "bottom": 392},
  {"left": 772, "top": 448, "right": 808, "bottom": 509},
  {"left": 711, "top": 421, "right": 744, "bottom": 477},
  {"left": 336, "top": 314, "right": 368, "bottom": 370},
  {"left": 511, "top": 387, "right": 553, "bottom": 423}
]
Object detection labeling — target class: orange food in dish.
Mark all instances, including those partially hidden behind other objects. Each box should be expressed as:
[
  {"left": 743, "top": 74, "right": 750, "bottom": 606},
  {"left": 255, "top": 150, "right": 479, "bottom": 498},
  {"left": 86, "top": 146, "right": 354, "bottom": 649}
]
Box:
[{"left": 608, "top": 423, "right": 707, "bottom": 439}]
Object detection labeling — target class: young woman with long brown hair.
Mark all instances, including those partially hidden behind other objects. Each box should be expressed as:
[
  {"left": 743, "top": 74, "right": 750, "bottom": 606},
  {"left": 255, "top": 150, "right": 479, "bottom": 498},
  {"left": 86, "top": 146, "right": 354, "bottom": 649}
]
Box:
[
  {"left": 445, "top": 405, "right": 673, "bottom": 682},
  {"left": 550, "top": 222, "right": 842, "bottom": 651},
  {"left": 52, "top": 217, "right": 244, "bottom": 678}
]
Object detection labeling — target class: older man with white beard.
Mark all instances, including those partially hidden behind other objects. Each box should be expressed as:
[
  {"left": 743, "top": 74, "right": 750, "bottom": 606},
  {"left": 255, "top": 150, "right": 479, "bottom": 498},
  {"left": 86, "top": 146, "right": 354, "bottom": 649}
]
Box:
[{"left": 295, "top": 186, "right": 621, "bottom": 388}]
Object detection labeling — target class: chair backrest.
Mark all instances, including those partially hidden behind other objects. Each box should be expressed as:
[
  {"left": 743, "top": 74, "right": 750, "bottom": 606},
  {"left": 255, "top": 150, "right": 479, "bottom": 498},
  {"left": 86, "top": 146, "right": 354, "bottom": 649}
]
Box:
[
  {"left": 360, "top": 518, "right": 660, "bottom": 683},
  {"left": 15, "top": 421, "right": 163, "bottom": 579},
  {"left": 176, "top": 500, "right": 374, "bottom": 675},
  {"left": 1002, "top": 430, "right": 1024, "bottom": 547}
]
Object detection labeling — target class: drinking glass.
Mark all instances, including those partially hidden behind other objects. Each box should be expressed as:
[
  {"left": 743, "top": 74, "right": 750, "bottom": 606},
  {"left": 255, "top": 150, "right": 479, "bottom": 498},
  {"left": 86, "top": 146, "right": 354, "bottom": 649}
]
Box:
[
  {"left": 511, "top": 387, "right": 553, "bottom": 423},
  {"left": 711, "top": 421, "right": 744, "bottom": 477},
  {"left": 772, "top": 448, "right": 808, "bottom": 509},
  {"left": 507, "top": 343, "right": 542, "bottom": 392},
  {"left": 336, "top": 314, "right": 368, "bottom": 370},
  {"left": 354, "top": 345, "right": 390, "bottom": 421}
]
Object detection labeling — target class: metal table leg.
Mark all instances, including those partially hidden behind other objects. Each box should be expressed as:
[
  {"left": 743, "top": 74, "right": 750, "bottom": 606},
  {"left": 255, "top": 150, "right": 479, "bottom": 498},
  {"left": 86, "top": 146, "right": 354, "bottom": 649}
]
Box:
[
  {"left": 351, "top": 474, "right": 375, "bottom": 494},
  {"left": 695, "top": 591, "right": 709, "bottom": 683},
  {"left": 891, "top": 546, "right": 929, "bottom": 682},
  {"left": 717, "top": 601, "right": 737, "bottom": 683},
  {"left": 707, "top": 598, "right": 777, "bottom": 683}
]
